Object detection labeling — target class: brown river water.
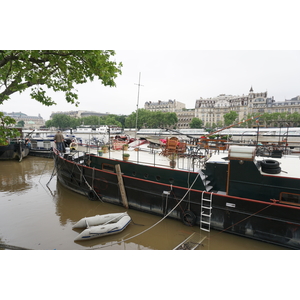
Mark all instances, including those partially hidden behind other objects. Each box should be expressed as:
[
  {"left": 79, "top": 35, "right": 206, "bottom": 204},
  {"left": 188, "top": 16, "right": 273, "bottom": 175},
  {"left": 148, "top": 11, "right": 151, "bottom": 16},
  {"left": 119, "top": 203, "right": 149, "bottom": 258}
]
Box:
[{"left": 0, "top": 156, "right": 287, "bottom": 251}]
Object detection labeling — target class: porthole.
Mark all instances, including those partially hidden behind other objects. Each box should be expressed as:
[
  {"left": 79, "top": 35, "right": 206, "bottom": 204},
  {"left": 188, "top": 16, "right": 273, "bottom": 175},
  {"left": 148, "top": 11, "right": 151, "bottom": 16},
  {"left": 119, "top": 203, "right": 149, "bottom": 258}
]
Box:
[
  {"left": 156, "top": 176, "right": 161, "bottom": 181},
  {"left": 169, "top": 178, "right": 174, "bottom": 183},
  {"left": 132, "top": 171, "right": 136, "bottom": 176},
  {"left": 144, "top": 174, "right": 148, "bottom": 179}
]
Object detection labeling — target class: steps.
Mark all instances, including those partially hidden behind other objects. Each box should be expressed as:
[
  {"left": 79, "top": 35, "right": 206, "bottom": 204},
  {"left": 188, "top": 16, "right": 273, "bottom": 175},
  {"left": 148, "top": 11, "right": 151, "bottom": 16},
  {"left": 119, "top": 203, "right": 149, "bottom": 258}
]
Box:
[{"left": 200, "top": 170, "right": 213, "bottom": 192}]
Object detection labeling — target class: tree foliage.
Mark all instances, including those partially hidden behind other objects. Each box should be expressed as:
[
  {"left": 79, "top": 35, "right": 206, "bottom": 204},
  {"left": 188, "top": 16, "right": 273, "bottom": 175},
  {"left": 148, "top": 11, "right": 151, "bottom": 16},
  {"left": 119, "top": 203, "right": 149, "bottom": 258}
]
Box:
[
  {"left": 45, "top": 113, "right": 123, "bottom": 130},
  {"left": 190, "top": 118, "right": 203, "bottom": 128},
  {"left": 223, "top": 111, "right": 238, "bottom": 126},
  {"left": 125, "top": 109, "right": 178, "bottom": 129},
  {"left": 0, "top": 112, "right": 20, "bottom": 145},
  {"left": 0, "top": 50, "right": 122, "bottom": 138},
  {"left": 0, "top": 50, "right": 122, "bottom": 106}
]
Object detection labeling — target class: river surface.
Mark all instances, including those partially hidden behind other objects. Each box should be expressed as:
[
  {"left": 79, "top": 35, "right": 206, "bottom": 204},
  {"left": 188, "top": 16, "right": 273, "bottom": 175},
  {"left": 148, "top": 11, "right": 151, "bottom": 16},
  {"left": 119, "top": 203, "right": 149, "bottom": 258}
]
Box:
[{"left": 0, "top": 156, "right": 287, "bottom": 250}]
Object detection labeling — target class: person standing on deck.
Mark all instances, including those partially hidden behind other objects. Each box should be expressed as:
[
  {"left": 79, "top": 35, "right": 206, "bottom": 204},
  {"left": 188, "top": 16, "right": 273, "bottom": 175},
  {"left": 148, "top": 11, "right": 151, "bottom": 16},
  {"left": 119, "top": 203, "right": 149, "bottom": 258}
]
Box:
[{"left": 54, "top": 130, "right": 64, "bottom": 153}]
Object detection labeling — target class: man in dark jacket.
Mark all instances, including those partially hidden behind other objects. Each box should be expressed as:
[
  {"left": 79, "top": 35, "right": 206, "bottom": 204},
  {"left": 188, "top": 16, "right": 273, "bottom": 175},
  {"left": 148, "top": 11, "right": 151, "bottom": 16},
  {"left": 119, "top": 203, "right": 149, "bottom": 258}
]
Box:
[{"left": 54, "top": 130, "right": 64, "bottom": 153}]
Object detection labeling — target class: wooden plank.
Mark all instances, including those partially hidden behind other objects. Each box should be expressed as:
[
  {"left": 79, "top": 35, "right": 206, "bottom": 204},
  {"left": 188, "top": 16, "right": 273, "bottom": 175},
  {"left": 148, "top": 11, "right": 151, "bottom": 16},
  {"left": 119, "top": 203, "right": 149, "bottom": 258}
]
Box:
[
  {"left": 115, "top": 164, "right": 129, "bottom": 209},
  {"left": 173, "top": 233, "right": 207, "bottom": 250}
]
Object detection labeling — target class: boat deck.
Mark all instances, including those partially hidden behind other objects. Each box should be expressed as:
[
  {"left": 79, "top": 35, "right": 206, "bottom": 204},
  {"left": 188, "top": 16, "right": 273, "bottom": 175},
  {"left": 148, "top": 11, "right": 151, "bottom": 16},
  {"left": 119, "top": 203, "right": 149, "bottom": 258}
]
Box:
[
  {"left": 208, "top": 151, "right": 300, "bottom": 179},
  {"left": 73, "top": 143, "right": 300, "bottom": 179},
  {"left": 76, "top": 144, "right": 205, "bottom": 172}
]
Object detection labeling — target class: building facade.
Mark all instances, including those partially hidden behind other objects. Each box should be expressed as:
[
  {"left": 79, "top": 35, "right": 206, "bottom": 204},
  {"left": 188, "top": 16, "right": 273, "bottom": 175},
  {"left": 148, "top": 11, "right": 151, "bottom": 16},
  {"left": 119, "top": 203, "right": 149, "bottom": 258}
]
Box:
[
  {"left": 176, "top": 109, "right": 195, "bottom": 128},
  {"left": 144, "top": 99, "right": 186, "bottom": 112},
  {"left": 4, "top": 112, "right": 45, "bottom": 129},
  {"left": 195, "top": 87, "right": 270, "bottom": 126},
  {"left": 143, "top": 88, "right": 300, "bottom": 129}
]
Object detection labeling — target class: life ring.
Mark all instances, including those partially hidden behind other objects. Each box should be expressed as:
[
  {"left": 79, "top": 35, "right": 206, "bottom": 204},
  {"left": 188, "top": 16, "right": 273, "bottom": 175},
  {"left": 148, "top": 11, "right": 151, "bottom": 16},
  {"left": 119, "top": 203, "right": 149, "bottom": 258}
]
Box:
[
  {"left": 181, "top": 210, "right": 196, "bottom": 226},
  {"left": 70, "top": 142, "right": 78, "bottom": 150}
]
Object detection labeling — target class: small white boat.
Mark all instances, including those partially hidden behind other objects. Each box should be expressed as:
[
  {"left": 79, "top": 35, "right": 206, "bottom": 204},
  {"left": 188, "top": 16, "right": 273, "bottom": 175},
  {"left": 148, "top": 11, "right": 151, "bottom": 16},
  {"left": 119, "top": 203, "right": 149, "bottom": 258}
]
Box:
[
  {"left": 74, "top": 214, "right": 131, "bottom": 241},
  {"left": 72, "top": 212, "right": 128, "bottom": 229}
]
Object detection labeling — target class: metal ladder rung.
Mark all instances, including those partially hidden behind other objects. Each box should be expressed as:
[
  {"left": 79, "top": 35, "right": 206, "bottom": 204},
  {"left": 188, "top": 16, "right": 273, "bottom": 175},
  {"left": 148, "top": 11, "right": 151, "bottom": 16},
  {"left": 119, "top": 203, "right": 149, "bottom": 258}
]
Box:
[
  {"left": 200, "top": 227, "right": 210, "bottom": 232},
  {"left": 201, "top": 220, "right": 210, "bottom": 224},
  {"left": 201, "top": 213, "right": 212, "bottom": 217}
]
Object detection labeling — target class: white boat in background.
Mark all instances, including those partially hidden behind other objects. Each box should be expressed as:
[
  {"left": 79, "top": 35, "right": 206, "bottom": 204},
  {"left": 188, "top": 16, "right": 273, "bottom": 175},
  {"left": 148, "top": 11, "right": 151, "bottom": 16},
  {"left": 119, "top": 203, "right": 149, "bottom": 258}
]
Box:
[
  {"left": 74, "top": 214, "right": 131, "bottom": 241},
  {"left": 72, "top": 212, "right": 128, "bottom": 229},
  {"left": 73, "top": 125, "right": 122, "bottom": 135}
]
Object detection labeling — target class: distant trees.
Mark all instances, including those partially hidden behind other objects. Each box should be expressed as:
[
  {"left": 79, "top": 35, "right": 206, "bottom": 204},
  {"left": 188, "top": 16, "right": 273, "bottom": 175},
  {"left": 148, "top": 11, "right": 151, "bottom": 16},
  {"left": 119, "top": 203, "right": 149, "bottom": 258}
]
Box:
[
  {"left": 125, "top": 109, "right": 178, "bottom": 129},
  {"left": 241, "top": 112, "right": 300, "bottom": 128},
  {"left": 190, "top": 118, "right": 203, "bottom": 128},
  {"left": 223, "top": 111, "right": 238, "bottom": 126},
  {"left": 259, "top": 112, "right": 300, "bottom": 127},
  {"left": 45, "top": 109, "right": 178, "bottom": 130},
  {"left": 45, "top": 113, "right": 123, "bottom": 130},
  {"left": 16, "top": 120, "right": 25, "bottom": 127}
]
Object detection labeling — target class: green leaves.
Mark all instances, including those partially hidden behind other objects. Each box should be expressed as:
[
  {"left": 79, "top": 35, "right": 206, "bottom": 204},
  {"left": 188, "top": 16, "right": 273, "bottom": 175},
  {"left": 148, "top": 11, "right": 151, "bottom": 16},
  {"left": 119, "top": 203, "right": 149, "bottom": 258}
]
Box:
[
  {"left": 190, "top": 118, "right": 203, "bottom": 128},
  {"left": 125, "top": 109, "right": 178, "bottom": 129},
  {"left": 223, "top": 111, "right": 238, "bottom": 126},
  {"left": 0, "top": 50, "right": 122, "bottom": 106},
  {"left": 0, "top": 112, "right": 20, "bottom": 145}
]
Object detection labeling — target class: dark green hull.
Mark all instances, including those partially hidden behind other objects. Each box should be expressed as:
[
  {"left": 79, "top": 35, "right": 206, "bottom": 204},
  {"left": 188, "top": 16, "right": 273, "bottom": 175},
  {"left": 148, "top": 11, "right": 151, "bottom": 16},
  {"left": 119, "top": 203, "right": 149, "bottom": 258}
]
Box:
[{"left": 54, "top": 151, "right": 300, "bottom": 249}]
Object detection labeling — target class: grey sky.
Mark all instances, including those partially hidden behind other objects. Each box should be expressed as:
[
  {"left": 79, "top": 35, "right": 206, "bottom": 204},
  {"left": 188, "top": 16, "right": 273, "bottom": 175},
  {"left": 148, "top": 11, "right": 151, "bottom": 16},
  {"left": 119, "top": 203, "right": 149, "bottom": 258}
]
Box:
[
  {"left": 1, "top": 50, "right": 300, "bottom": 121},
  {"left": 1, "top": 1, "right": 300, "bottom": 121}
]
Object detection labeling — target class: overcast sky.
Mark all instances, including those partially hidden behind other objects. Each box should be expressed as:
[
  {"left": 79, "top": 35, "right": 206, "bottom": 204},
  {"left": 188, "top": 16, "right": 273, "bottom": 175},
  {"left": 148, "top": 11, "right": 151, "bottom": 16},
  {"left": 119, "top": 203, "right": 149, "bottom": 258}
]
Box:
[
  {"left": 1, "top": 1, "right": 300, "bottom": 121},
  {"left": 1, "top": 50, "right": 300, "bottom": 121}
]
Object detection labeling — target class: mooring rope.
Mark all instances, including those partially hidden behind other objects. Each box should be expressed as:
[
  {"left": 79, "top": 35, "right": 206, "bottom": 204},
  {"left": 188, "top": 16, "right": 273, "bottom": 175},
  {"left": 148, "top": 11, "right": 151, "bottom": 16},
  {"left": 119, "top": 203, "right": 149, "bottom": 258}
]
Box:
[
  {"left": 90, "top": 171, "right": 202, "bottom": 250},
  {"left": 216, "top": 203, "right": 274, "bottom": 235}
]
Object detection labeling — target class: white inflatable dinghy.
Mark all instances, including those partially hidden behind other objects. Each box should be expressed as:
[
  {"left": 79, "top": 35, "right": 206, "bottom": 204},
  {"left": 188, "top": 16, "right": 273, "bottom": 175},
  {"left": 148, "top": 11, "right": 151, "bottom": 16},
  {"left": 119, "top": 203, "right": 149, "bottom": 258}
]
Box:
[
  {"left": 72, "top": 212, "right": 128, "bottom": 229},
  {"left": 74, "top": 214, "right": 131, "bottom": 241}
]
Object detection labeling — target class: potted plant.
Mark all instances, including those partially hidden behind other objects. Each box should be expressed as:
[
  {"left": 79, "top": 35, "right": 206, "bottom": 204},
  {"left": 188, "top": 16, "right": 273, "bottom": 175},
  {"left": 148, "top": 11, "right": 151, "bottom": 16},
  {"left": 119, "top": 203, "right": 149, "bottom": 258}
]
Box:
[
  {"left": 123, "top": 153, "right": 130, "bottom": 161},
  {"left": 122, "top": 144, "right": 129, "bottom": 151},
  {"left": 102, "top": 145, "right": 108, "bottom": 153},
  {"left": 98, "top": 149, "right": 103, "bottom": 156},
  {"left": 167, "top": 153, "right": 177, "bottom": 168}
]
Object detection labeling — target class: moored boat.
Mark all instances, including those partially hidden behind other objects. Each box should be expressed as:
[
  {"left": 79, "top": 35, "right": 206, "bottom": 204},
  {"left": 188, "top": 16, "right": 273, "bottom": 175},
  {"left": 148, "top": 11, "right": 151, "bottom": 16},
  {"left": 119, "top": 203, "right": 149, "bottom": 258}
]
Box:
[
  {"left": 53, "top": 139, "right": 300, "bottom": 249},
  {"left": 74, "top": 214, "right": 131, "bottom": 241},
  {"left": 72, "top": 212, "right": 128, "bottom": 229},
  {"left": 0, "top": 139, "right": 30, "bottom": 161}
]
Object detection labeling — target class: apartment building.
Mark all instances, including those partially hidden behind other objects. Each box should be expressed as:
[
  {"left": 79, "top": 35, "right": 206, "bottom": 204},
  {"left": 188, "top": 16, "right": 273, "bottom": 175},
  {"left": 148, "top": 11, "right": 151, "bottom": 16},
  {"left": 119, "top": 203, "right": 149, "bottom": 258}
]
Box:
[
  {"left": 144, "top": 99, "right": 186, "bottom": 112},
  {"left": 143, "top": 88, "right": 300, "bottom": 128}
]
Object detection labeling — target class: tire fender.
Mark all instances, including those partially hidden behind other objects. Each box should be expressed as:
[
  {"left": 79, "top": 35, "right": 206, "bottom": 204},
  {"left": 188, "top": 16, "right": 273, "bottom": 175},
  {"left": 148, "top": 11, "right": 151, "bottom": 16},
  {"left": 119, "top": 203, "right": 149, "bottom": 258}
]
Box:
[{"left": 181, "top": 210, "right": 196, "bottom": 226}]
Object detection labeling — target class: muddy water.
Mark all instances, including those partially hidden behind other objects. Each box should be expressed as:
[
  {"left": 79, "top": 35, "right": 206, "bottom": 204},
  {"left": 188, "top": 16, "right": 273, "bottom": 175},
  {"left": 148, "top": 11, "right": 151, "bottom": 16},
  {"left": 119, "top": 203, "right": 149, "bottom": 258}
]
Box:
[{"left": 0, "top": 156, "right": 287, "bottom": 250}]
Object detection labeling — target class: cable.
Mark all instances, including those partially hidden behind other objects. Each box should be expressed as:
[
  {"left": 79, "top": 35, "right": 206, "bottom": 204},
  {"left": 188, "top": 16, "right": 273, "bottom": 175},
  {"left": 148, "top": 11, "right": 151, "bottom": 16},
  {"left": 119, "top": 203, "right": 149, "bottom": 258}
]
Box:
[{"left": 90, "top": 171, "right": 201, "bottom": 250}]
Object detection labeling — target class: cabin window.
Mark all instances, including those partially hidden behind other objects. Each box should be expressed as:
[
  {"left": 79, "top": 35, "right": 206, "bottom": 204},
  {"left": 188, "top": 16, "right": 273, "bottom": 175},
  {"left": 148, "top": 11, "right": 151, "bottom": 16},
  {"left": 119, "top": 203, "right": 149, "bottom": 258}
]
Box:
[
  {"left": 102, "top": 163, "right": 115, "bottom": 173},
  {"left": 280, "top": 192, "right": 300, "bottom": 205}
]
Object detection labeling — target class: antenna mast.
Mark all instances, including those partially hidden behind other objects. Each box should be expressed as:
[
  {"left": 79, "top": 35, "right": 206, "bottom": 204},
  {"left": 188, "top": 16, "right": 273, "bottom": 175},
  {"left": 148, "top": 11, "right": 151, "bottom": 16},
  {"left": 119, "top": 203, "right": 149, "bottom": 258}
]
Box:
[{"left": 134, "top": 72, "right": 143, "bottom": 139}]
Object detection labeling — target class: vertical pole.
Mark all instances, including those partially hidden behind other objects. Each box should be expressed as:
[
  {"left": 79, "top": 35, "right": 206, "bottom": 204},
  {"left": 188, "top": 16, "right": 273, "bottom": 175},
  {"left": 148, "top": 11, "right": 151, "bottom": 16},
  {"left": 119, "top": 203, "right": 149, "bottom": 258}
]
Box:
[
  {"left": 135, "top": 72, "right": 142, "bottom": 140},
  {"left": 115, "top": 164, "right": 128, "bottom": 209},
  {"left": 256, "top": 122, "right": 259, "bottom": 145},
  {"left": 286, "top": 123, "right": 289, "bottom": 153}
]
